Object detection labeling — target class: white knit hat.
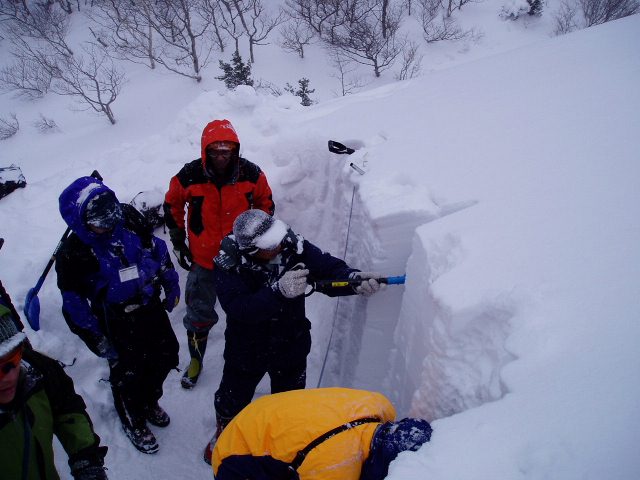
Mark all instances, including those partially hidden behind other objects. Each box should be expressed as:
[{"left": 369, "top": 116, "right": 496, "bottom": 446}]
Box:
[
  {"left": 233, "top": 210, "right": 288, "bottom": 252},
  {"left": 0, "top": 307, "right": 26, "bottom": 357}
]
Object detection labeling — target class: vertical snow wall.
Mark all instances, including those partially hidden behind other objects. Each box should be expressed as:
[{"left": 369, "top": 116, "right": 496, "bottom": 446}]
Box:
[{"left": 271, "top": 137, "right": 514, "bottom": 420}]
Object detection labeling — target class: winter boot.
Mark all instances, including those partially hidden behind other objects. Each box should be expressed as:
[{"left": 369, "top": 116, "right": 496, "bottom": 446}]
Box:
[
  {"left": 145, "top": 402, "right": 170, "bottom": 428},
  {"left": 112, "top": 386, "right": 159, "bottom": 454},
  {"left": 203, "top": 413, "right": 231, "bottom": 465},
  {"left": 181, "top": 331, "right": 208, "bottom": 389},
  {"left": 122, "top": 422, "right": 159, "bottom": 454}
]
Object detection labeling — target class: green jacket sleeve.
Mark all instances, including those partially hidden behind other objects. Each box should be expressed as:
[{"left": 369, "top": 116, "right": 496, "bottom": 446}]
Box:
[{"left": 23, "top": 349, "right": 107, "bottom": 472}]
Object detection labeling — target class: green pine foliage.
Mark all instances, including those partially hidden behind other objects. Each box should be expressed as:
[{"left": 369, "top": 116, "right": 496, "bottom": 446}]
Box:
[
  {"left": 284, "top": 78, "right": 316, "bottom": 106},
  {"left": 216, "top": 51, "right": 254, "bottom": 90}
]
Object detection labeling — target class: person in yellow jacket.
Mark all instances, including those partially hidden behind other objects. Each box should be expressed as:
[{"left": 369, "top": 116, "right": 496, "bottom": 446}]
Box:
[{"left": 212, "top": 387, "right": 432, "bottom": 480}]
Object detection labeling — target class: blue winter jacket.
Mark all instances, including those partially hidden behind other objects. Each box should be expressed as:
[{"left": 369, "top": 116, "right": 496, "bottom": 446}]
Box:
[{"left": 57, "top": 177, "right": 179, "bottom": 336}]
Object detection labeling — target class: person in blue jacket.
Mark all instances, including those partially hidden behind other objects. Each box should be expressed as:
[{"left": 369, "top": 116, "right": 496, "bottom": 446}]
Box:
[
  {"left": 204, "top": 209, "right": 385, "bottom": 462},
  {"left": 54, "top": 176, "right": 180, "bottom": 455}
]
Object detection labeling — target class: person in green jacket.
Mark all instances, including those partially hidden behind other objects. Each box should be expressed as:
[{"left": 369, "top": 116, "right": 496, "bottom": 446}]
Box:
[{"left": 0, "top": 303, "right": 109, "bottom": 480}]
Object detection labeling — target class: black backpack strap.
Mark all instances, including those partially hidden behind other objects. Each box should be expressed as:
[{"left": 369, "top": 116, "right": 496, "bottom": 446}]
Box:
[{"left": 288, "top": 416, "right": 381, "bottom": 473}]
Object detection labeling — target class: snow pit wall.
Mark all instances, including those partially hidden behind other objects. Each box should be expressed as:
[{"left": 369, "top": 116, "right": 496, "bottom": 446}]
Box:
[
  {"left": 269, "top": 134, "right": 515, "bottom": 420},
  {"left": 388, "top": 225, "right": 516, "bottom": 420}
]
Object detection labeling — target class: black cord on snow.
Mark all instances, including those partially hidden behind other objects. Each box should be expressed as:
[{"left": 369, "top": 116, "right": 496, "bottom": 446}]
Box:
[{"left": 316, "top": 184, "right": 357, "bottom": 388}]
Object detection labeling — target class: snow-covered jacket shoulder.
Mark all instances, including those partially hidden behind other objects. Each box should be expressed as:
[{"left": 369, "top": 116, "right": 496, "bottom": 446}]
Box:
[
  {"left": 0, "top": 349, "right": 106, "bottom": 480},
  {"left": 163, "top": 157, "right": 274, "bottom": 269},
  {"left": 212, "top": 387, "right": 396, "bottom": 480}
]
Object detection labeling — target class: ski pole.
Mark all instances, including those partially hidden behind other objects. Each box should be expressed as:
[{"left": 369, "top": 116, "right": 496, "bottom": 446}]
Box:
[{"left": 24, "top": 170, "right": 103, "bottom": 331}]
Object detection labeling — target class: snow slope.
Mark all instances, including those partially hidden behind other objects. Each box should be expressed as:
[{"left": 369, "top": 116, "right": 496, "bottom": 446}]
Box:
[{"left": 0, "top": 7, "right": 639, "bottom": 480}]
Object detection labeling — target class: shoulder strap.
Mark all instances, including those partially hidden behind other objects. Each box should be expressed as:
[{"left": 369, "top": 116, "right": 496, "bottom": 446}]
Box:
[{"left": 288, "top": 416, "right": 380, "bottom": 472}]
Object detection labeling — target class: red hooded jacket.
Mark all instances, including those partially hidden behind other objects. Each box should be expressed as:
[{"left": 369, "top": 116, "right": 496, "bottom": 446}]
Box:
[{"left": 164, "top": 120, "right": 274, "bottom": 269}]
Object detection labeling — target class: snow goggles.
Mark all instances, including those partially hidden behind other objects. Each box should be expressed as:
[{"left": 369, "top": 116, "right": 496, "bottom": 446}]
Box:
[
  {"left": 206, "top": 149, "right": 234, "bottom": 161},
  {"left": 0, "top": 347, "right": 23, "bottom": 379}
]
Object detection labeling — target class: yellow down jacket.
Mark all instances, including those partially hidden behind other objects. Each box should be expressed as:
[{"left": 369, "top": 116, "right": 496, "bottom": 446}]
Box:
[{"left": 212, "top": 387, "right": 396, "bottom": 480}]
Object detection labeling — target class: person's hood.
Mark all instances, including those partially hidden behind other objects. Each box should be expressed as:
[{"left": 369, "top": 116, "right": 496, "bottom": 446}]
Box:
[
  {"left": 200, "top": 119, "right": 241, "bottom": 168},
  {"left": 58, "top": 176, "right": 123, "bottom": 245},
  {"left": 361, "top": 418, "right": 432, "bottom": 480}
]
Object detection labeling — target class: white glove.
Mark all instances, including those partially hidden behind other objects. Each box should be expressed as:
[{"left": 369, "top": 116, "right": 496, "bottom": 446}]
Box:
[
  {"left": 350, "top": 272, "right": 386, "bottom": 297},
  {"left": 277, "top": 268, "right": 309, "bottom": 298}
]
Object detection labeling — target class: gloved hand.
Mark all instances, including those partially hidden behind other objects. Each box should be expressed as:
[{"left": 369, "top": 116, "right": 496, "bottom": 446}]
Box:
[
  {"left": 215, "top": 235, "right": 241, "bottom": 271},
  {"left": 70, "top": 452, "right": 108, "bottom": 480},
  {"left": 72, "top": 466, "right": 108, "bottom": 480},
  {"left": 349, "top": 271, "right": 386, "bottom": 297},
  {"left": 95, "top": 335, "right": 118, "bottom": 361},
  {"left": 275, "top": 267, "right": 309, "bottom": 298},
  {"left": 169, "top": 229, "right": 193, "bottom": 271},
  {"left": 163, "top": 286, "right": 180, "bottom": 312}
]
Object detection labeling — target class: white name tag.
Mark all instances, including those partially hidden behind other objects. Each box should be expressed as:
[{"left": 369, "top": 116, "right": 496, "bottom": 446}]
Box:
[{"left": 119, "top": 265, "right": 139, "bottom": 283}]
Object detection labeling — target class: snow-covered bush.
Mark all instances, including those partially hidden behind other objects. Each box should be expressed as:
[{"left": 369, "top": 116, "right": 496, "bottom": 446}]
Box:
[
  {"left": 33, "top": 114, "right": 59, "bottom": 134},
  {"left": 0, "top": 113, "right": 19, "bottom": 140},
  {"left": 500, "top": 0, "right": 537, "bottom": 19}
]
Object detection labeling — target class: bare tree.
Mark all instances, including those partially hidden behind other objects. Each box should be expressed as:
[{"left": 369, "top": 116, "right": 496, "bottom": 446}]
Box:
[
  {"left": 0, "top": 113, "right": 19, "bottom": 140},
  {"left": 553, "top": 0, "right": 580, "bottom": 34},
  {"left": 418, "top": 0, "right": 480, "bottom": 43},
  {"left": 50, "top": 44, "right": 126, "bottom": 125},
  {"left": 327, "top": 0, "right": 405, "bottom": 77},
  {"left": 0, "top": 1, "right": 75, "bottom": 57},
  {"left": 147, "top": 0, "right": 214, "bottom": 82},
  {"left": 395, "top": 40, "right": 422, "bottom": 80},
  {"left": 552, "top": 0, "right": 638, "bottom": 35},
  {"left": 443, "top": 0, "right": 476, "bottom": 16},
  {"left": 0, "top": 55, "right": 52, "bottom": 99},
  {"left": 579, "top": 0, "right": 638, "bottom": 25},
  {"left": 279, "top": 20, "right": 314, "bottom": 58},
  {"left": 402, "top": 0, "right": 416, "bottom": 15},
  {"left": 55, "top": 0, "right": 74, "bottom": 14},
  {"left": 283, "top": 0, "right": 345, "bottom": 39},
  {"left": 226, "top": 0, "right": 285, "bottom": 63},
  {"left": 217, "top": 0, "right": 247, "bottom": 54},
  {"left": 88, "top": 0, "right": 157, "bottom": 69},
  {"left": 329, "top": 51, "right": 366, "bottom": 96},
  {"left": 202, "top": 0, "right": 229, "bottom": 51}
]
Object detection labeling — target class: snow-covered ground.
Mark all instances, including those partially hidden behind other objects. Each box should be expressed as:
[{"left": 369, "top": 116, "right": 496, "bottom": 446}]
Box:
[{"left": 1, "top": 3, "right": 639, "bottom": 479}]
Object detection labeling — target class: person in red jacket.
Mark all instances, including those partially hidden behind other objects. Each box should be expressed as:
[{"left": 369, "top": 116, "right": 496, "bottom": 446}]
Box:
[{"left": 164, "top": 119, "right": 275, "bottom": 389}]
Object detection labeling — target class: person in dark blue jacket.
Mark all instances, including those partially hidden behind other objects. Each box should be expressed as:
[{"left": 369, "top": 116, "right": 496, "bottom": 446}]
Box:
[
  {"left": 204, "top": 209, "right": 385, "bottom": 462},
  {"left": 55, "top": 176, "right": 180, "bottom": 455}
]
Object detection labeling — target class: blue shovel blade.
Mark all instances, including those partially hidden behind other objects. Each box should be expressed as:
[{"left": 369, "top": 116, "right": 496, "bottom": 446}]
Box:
[{"left": 24, "top": 288, "right": 41, "bottom": 331}]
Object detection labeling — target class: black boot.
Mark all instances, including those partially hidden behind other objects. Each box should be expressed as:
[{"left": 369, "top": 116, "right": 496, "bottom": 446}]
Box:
[
  {"left": 146, "top": 402, "right": 170, "bottom": 428},
  {"left": 203, "top": 413, "right": 231, "bottom": 465},
  {"left": 181, "top": 331, "right": 208, "bottom": 389},
  {"left": 112, "top": 387, "right": 159, "bottom": 454}
]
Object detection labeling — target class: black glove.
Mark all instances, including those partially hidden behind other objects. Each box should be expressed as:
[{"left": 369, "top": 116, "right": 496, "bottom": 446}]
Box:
[
  {"left": 214, "top": 235, "right": 241, "bottom": 271},
  {"left": 73, "top": 466, "right": 108, "bottom": 480},
  {"left": 169, "top": 229, "right": 193, "bottom": 271},
  {"left": 70, "top": 450, "right": 108, "bottom": 480}
]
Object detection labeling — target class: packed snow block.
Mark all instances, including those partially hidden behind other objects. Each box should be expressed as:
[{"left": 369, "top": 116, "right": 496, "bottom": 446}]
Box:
[
  {"left": 389, "top": 228, "right": 515, "bottom": 420},
  {"left": 0, "top": 164, "right": 26, "bottom": 200},
  {"left": 130, "top": 188, "right": 165, "bottom": 230}
]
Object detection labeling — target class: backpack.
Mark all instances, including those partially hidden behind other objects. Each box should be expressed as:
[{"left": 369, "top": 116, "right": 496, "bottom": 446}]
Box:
[
  {"left": 0, "top": 164, "right": 27, "bottom": 200},
  {"left": 130, "top": 189, "right": 165, "bottom": 230}
]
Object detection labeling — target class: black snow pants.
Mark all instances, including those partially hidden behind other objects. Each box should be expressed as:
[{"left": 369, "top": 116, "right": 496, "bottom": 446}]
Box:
[
  {"left": 214, "top": 323, "right": 312, "bottom": 421},
  {"left": 106, "top": 298, "right": 179, "bottom": 427}
]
